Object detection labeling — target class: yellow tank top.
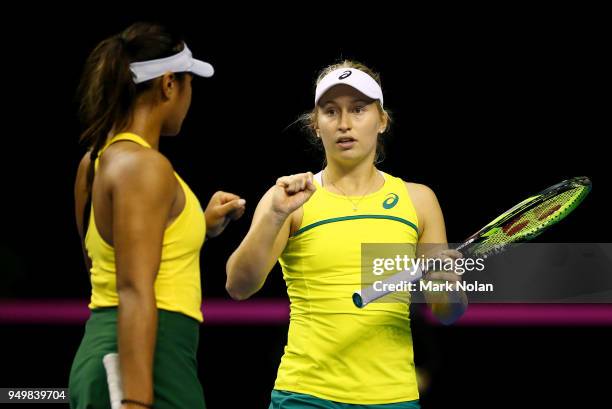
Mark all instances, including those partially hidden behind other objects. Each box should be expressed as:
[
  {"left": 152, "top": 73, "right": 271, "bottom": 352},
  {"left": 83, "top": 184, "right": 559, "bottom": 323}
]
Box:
[
  {"left": 275, "top": 170, "right": 420, "bottom": 404},
  {"left": 86, "top": 133, "right": 206, "bottom": 322}
]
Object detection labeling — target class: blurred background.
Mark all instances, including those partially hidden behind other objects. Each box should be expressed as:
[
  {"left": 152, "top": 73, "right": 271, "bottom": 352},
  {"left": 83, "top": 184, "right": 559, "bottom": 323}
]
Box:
[{"left": 0, "top": 8, "right": 609, "bottom": 408}]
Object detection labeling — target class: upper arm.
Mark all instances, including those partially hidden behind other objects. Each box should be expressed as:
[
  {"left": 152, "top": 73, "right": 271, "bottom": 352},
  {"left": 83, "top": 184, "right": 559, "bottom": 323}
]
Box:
[
  {"left": 75, "top": 152, "right": 94, "bottom": 272},
  {"left": 405, "top": 182, "right": 448, "bottom": 253},
  {"left": 74, "top": 152, "right": 92, "bottom": 240},
  {"left": 110, "top": 151, "right": 177, "bottom": 292}
]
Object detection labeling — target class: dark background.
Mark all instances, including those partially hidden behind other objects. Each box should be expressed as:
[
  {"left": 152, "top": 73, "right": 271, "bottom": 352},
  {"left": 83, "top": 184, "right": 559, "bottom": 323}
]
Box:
[{"left": 1, "top": 9, "right": 609, "bottom": 408}]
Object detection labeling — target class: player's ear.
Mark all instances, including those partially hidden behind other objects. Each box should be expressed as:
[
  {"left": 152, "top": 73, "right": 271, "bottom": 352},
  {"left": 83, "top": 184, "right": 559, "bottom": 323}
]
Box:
[{"left": 160, "top": 71, "right": 177, "bottom": 100}]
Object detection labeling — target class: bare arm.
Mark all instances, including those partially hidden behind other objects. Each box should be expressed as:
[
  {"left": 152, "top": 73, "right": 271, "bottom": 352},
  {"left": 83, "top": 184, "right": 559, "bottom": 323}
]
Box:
[
  {"left": 226, "top": 172, "right": 315, "bottom": 300},
  {"left": 407, "top": 182, "right": 468, "bottom": 325},
  {"left": 74, "top": 152, "right": 93, "bottom": 273},
  {"left": 111, "top": 150, "right": 176, "bottom": 405}
]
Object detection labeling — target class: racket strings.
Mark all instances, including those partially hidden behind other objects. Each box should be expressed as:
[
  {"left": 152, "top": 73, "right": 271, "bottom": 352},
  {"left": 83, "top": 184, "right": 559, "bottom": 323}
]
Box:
[{"left": 471, "top": 186, "right": 587, "bottom": 256}]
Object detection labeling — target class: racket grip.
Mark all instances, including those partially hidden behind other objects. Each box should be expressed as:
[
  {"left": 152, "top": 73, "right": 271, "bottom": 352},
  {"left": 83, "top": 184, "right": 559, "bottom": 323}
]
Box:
[
  {"left": 103, "top": 353, "right": 123, "bottom": 409},
  {"left": 352, "top": 265, "right": 423, "bottom": 308}
]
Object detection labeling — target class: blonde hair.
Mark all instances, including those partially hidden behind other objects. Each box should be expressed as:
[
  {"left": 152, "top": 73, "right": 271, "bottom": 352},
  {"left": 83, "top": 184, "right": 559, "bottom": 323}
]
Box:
[{"left": 299, "top": 60, "right": 392, "bottom": 164}]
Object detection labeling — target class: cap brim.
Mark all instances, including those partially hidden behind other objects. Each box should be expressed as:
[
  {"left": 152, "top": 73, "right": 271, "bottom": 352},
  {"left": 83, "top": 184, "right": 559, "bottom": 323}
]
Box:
[
  {"left": 190, "top": 59, "right": 214, "bottom": 78},
  {"left": 314, "top": 68, "right": 383, "bottom": 106},
  {"left": 316, "top": 82, "right": 379, "bottom": 105}
]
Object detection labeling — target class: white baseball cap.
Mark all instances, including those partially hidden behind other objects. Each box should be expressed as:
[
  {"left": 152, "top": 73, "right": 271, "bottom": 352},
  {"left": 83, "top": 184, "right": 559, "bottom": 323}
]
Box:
[
  {"left": 314, "top": 68, "right": 383, "bottom": 107},
  {"left": 129, "top": 43, "right": 214, "bottom": 84}
]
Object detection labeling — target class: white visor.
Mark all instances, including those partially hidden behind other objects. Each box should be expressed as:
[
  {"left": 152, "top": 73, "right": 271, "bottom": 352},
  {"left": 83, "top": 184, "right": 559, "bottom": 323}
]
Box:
[
  {"left": 129, "top": 43, "right": 214, "bottom": 84},
  {"left": 314, "top": 68, "right": 383, "bottom": 107}
]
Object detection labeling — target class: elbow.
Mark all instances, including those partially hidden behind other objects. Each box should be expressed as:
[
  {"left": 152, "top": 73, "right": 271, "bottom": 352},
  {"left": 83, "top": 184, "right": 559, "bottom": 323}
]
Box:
[
  {"left": 116, "top": 276, "right": 156, "bottom": 308},
  {"left": 225, "top": 281, "right": 251, "bottom": 301},
  {"left": 117, "top": 281, "right": 149, "bottom": 299},
  {"left": 225, "top": 256, "right": 252, "bottom": 301}
]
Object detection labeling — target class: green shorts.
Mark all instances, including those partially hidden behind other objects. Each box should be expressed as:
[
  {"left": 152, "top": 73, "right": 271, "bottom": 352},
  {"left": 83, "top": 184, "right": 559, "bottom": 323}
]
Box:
[
  {"left": 69, "top": 307, "right": 205, "bottom": 409},
  {"left": 269, "top": 390, "right": 420, "bottom": 409}
]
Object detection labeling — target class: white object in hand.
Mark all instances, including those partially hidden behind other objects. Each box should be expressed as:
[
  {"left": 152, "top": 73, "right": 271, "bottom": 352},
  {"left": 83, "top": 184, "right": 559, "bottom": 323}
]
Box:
[{"left": 103, "top": 353, "right": 123, "bottom": 409}]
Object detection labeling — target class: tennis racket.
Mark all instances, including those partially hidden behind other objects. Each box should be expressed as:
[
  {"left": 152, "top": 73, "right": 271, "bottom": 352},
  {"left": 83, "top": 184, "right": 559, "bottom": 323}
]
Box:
[{"left": 352, "top": 176, "right": 592, "bottom": 308}]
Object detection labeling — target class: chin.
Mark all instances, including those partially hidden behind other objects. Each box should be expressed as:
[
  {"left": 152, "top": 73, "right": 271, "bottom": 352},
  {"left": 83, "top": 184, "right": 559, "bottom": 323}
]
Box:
[
  {"left": 336, "top": 147, "right": 365, "bottom": 158},
  {"left": 334, "top": 152, "right": 364, "bottom": 164}
]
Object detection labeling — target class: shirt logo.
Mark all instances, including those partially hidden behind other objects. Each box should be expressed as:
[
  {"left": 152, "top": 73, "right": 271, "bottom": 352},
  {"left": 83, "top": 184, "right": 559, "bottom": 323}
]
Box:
[
  {"left": 338, "top": 70, "right": 352, "bottom": 80},
  {"left": 383, "top": 193, "right": 399, "bottom": 209}
]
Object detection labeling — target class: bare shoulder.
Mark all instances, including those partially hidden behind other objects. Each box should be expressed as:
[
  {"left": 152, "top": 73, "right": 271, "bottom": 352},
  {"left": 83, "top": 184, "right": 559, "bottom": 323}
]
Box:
[
  {"left": 102, "top": 143, "right": 176, "bottom": 191},
  {"left": 404, "top": 182, "right": 439, "bottom": 207},
  {"left": 74, "top": 145, "right": 175, "bottom": 193},
  {"left": 403, "top": 181, "right": 444, "bottom": 237}
]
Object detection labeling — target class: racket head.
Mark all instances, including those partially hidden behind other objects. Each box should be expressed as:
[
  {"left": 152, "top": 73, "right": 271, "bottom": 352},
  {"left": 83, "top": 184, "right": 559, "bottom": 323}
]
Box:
[{"left": 459, "top": 176, "right": 591, "bottom": 257}]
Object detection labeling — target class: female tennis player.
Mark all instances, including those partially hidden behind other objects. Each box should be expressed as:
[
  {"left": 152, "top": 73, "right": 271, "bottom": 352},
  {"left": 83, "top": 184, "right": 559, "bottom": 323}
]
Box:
[
  {"left": 226, "top": 61, "right": 467, "bottom": 408},
  {"left": 69, "top": 22, "right": 245, "bottom": 409}
]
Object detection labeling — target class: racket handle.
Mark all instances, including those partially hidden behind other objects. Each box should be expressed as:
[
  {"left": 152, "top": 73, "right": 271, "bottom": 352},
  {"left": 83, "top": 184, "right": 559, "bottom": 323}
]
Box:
[
  {"left": 352, "top": 265, "right": 423, "bottom": 308},
  {"left": 103, "top": 353, "right": 123, "bottom": 409}
]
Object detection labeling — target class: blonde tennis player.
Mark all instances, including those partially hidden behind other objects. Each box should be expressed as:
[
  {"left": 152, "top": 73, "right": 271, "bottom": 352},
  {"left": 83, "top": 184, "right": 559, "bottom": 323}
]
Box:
[{"left": 226, "top": 61, "right": 467, "bottom": 408}]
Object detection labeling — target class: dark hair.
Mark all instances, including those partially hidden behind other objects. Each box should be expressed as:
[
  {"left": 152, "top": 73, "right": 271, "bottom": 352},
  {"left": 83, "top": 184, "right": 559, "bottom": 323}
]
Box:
[
  {"left": 298, "top": 60, "right": 392, "bottom": 165},
  {"left": 77, "top": 22, "right": 186, "bottom": 195}
]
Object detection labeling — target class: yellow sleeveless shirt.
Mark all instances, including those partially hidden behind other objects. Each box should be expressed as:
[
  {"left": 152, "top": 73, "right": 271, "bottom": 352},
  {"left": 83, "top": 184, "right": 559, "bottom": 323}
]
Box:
[
  {"left": 275, "top": 170, "right": 420, "bottom": 404},
  {"left": 85, "top": 133, "right": 206, "bottom": 322}
]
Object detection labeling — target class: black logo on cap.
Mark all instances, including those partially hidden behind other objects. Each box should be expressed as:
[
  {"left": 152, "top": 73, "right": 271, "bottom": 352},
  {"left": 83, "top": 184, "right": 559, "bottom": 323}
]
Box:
[{"left": 338, "top": 70, "right": 352, "bottom": 80}]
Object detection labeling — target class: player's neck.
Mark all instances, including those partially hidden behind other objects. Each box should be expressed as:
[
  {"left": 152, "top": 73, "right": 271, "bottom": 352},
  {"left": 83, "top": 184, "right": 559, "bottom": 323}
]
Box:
[
  {"left": 323, "top": 161, "right": 381, "bottom": 196},
  {"left": 120, "top": 104, "right": 163, "bottom": 150}
]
